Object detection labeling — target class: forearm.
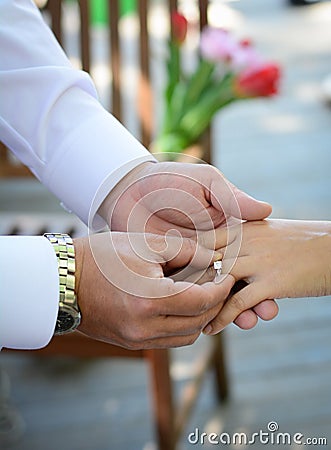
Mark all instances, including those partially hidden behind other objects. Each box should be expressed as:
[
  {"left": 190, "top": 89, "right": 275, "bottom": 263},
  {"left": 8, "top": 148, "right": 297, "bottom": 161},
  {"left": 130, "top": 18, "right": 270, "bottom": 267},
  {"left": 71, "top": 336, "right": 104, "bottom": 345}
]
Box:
[
  {"left": 248, "top": 219, "right": 331, "bottom": 299},
  {"left": 310, "top": 228, "right": 331, "bottom": 297}
]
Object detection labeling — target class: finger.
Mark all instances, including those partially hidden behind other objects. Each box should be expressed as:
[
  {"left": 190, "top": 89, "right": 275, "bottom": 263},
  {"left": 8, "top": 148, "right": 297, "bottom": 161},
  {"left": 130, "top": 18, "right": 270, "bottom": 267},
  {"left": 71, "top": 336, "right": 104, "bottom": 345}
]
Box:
[
  {"left": 233, "top": 188, "right": 272, "bottom": 221},
  {"left": 127, "top": 330, "right": 202, "bottom": 349},
  {"left": 218, "top": 255, "right": 256, "bottom": 280},
  {"left": 170, "top": 245, "right": 223, "bottom": 283},
  {"left": 199, "top": 226, "right": 239, "bottom": 252},
  {"left": 253, "top": 299, "right": 279, "bottom": 321},
  {"left": 154, "top": 275, "right": 235, "bottom": 317},
  {"left": 165, "top": 237, "right": 222, "bottom": 273},
  {"left": 203, "top": 281, "right": 258, "bottom": 332},
  {"left": 197, "top": 256, "right": 248, "bottom": 279},
  {"left": 124, "top": 296, "right": 233, "bottom": 349},
  {"left": 177, "top": 265, "right": 215, "bottom": 284},
  {"left": 209, "top": 171, "right": 272, "bottom": 221},
  {"left": 233, "top": 309, "right": 259, "bottom": 330},
  {"left": 142, "top": 301, "right": 230, "bottom": 339},
  {"left": 204, "top": 281, "right": 268, "bottom": 334},
  {"left": 230, "top": 299, "right": 279, "bottom": 330}
]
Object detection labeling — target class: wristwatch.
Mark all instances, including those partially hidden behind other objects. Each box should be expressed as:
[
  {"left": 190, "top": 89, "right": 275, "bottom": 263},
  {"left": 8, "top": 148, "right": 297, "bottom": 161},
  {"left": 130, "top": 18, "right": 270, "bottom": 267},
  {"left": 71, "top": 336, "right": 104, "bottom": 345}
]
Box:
[{"left": 44, "top": 233, "right": 81, "bottom": 335}]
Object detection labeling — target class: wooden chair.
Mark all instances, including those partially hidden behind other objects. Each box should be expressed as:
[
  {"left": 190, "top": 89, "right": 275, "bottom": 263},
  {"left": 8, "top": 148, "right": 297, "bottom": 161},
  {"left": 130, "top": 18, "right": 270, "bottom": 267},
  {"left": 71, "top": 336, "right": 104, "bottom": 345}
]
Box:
[
  {"left": 0, "top": 143, "right": 32, "bottom": 177},
  {"left": 2, "top": 2, "right": 229, "bottom": 449}
]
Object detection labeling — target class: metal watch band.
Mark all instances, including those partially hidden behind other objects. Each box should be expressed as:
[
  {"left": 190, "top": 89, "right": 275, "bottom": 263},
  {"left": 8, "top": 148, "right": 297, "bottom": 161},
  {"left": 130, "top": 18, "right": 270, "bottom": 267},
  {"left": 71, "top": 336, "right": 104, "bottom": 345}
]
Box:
[{"left": 43, "top": 233, "right": 81, "bottom": 334}]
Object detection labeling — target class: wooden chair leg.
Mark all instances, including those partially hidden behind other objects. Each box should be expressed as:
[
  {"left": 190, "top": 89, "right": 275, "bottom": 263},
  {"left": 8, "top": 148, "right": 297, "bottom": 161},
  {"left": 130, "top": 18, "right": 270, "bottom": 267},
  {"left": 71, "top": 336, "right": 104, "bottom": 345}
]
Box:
[
  {"left": 145, "top": 349, "right": 176, "bottom": 450},
  {"left": 211, "top": 333, "right": 229, "bottom": 401},
  {"left": 46, "top": 0, "right": 63, "bottom": 45}
]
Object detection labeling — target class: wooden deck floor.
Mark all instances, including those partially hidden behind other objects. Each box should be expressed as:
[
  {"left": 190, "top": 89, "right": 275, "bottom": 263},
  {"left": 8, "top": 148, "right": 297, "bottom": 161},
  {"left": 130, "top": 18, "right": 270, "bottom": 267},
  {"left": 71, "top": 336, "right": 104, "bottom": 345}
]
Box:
[
  {"left": 1, "top": 297, "right": 331, "bottom": 450},
  {"left": 1, "top": 0, "right": 331, "bottom": 449}
]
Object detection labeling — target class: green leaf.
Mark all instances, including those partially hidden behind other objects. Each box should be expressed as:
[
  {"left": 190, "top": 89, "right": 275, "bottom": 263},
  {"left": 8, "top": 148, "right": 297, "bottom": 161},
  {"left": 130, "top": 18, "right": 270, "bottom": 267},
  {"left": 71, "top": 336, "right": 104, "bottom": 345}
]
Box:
[
  {"left": 178, "top": 73, "right": 236, "bottom": 141},
  {"left": 161, "top": 82, "right": 187, "bottom": 134},
  {"left": 165, "top": 41, "right": 181, "bottom": 106},
  {"left": 181, "top": 59, "right": 216, "bottom": 110},
  {"left": 152, "top": 132, "right": 191, "bottom": 154}
]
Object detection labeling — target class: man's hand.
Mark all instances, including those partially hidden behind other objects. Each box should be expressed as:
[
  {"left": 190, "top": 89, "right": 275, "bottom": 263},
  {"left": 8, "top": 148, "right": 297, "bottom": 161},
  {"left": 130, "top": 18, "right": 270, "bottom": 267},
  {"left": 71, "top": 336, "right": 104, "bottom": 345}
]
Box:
[
  {"left": 99, "top": 161, "right": 272, "bottom": 237},
  {"left": 98, "top": 161, "right": 273, "bottom": 329},
  {"left": 74, "top": 232, "right": 235, "bottom": 349}
]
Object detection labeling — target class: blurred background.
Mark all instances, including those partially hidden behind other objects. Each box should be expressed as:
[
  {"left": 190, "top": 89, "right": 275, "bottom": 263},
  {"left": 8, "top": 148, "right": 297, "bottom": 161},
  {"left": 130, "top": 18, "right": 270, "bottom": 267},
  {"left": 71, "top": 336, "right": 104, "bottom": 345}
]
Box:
[{"left": 1, "top": 0, "right": 331, "bottom": 449}]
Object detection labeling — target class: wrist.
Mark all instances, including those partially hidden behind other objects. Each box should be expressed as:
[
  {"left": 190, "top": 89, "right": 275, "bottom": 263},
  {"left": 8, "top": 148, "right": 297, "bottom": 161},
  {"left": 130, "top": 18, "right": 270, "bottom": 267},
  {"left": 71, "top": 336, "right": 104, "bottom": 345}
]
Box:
[
  {"left": 73, "top": 237, "right": 85, "bottom": 311},
  {"left": 72, "top": 235, "right": 99, "bottom": 335},
  {"left": 44, "top": 233, "right": 81, "bottom": 335},
  {"left": 305, "top": 224, "right": 331, "bottom": 297},
  {"left": 321, "top": 232, "right": 331, "bottom": 296},
  {"left": 98, "top": 161, "right": 155, "bottom": 227}
]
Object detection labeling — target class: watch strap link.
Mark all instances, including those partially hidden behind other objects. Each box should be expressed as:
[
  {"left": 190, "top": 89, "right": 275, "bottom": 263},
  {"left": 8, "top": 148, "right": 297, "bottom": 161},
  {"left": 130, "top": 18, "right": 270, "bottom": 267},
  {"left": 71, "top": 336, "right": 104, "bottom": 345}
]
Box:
[{"left": 44, "top": 233, "right": 81, "bottom": 334}]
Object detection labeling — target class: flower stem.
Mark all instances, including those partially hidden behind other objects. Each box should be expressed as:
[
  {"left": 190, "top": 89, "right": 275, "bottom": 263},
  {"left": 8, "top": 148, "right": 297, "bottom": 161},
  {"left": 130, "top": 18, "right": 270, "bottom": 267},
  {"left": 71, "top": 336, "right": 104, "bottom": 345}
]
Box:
[
  {"left": 181, "top": 59, "right": 215, "bottom": 110},
  {"left": 165, "top": 41, "right": 181, "bottom": 106}
]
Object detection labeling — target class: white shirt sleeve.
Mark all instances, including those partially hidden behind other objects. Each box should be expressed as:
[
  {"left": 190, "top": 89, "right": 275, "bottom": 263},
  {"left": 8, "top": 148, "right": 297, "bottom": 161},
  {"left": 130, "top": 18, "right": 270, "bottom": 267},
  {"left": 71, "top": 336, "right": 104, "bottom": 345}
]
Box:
[
  {"left": 0, "top": 236, "right": 59, "bottom": 350},
  {"left": 0, "top": 0, "right": 156, "bottom": 228}
]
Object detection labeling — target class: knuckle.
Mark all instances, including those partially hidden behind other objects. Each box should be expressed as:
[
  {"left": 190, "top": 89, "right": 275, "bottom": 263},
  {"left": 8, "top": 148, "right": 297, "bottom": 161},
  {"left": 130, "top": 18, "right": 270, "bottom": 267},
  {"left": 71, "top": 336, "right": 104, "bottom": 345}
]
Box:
[
  {"left": 190, "top": 315, "right": 209, "bottom": 334},
  {"left": 135, "top": 298, "right": 155, "bottom": 318},
  {"left": 205, "top": 266, "right": 216, "bottom": 282},
  {"left": 230, "top": 291, "right": 247, "bottom": 312},
  {"left": 124, "top": 340, "right": 141, "bottom": 351},
  {"left": 186, "top": 237, "right": 197, "bottom": 254},
  {"left": 121, "top": 301, "right": 155, "bottom": 346},
  {"left": 184, "top": 333, "right": 200, "bottom": 347},
  {"left": 197, "top": 296, "right": 210, "bottom": 314},
  {"left": 212, "top": 317, "right": 226, "bottom": 332},
  {"left": 148, "top": 234, "right": 165, "bottom": 253},
  {"left": 124, "top": 323, "right": 149, "bottom": 346}
]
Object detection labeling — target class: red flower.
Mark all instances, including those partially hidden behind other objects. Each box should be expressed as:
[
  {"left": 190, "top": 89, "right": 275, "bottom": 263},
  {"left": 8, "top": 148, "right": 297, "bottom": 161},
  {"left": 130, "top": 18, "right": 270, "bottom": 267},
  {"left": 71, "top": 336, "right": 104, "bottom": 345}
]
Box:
[
  {"left": 235, "top": 63, "right": 281, "bottom": 97},
  {"left": 239, "top": 38, "right": 252, "bottom": 47},
  {"left": 171, "top": 11, "right": 188, "bottom": 45}
]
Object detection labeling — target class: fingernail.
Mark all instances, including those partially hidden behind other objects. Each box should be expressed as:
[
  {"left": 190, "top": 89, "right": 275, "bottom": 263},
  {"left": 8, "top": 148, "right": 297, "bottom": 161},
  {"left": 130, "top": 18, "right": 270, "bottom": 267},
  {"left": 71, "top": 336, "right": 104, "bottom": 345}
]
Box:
[
  {"left": 213, "top": 252, "right": 222, "bottom": 261},
  {"left": 203, "top": 325, "right": 213, "bottom": 335},
  {"left": 214, "top": 273, "right": 227, "bottom": 284}
]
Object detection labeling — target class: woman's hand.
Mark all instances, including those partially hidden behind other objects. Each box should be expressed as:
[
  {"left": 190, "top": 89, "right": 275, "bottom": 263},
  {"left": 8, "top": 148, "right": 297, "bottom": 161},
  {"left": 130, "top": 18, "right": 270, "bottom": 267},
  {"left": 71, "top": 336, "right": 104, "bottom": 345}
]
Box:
[{"left": 205, "top": 219, "right": 331, "bottom": 334}]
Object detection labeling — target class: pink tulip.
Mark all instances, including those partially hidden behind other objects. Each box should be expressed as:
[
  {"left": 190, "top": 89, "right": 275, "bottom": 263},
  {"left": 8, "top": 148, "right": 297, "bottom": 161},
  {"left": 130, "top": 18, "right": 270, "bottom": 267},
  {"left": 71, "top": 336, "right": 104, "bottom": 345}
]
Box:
[
  {"left": 200, "top": 27, "right": 238, "bottom": 62},
  {"left": 230, "top": 45, "right": 263, "bottom": 71}
]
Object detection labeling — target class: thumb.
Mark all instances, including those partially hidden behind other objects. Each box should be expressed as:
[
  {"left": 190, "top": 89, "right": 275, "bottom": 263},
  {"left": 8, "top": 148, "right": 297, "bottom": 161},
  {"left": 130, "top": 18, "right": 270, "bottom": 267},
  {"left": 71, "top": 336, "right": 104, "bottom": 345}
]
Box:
[
  {"left": 204, "top": 282, "right": 264, "bottom": 334},
  {"left": 211, "top": 174, "right": 272, "bottom": 221},
  {"left": 231, "top": 184, "right": 272, "bottom": 220}
]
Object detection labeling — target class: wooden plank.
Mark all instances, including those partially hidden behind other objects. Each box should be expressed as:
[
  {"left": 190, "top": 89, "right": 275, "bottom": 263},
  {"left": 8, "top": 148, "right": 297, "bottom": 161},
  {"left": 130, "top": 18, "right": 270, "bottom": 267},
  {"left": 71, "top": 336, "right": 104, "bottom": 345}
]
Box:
[
  {"left": 108, "top": 0, "right": 122, "bottom": 120},
  {"left": 4, "top": 334, "right": 144, "bottom": 359},
  {"left": 79, "top": 0, "right": 91, "bottom": 72},
  {"left": 146, "top": 349, "right": 175, "bottom": 450},
  {"left": 137, "top": 0, "right": 153, "bottom": 147}
]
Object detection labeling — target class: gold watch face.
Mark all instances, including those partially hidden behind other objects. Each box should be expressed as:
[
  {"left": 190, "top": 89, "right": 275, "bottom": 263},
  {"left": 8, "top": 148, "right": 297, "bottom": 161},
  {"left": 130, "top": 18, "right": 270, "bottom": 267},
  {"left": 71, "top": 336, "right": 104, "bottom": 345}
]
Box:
[{"left": 54, "top": 305, "right": 81, "bottom": 335}]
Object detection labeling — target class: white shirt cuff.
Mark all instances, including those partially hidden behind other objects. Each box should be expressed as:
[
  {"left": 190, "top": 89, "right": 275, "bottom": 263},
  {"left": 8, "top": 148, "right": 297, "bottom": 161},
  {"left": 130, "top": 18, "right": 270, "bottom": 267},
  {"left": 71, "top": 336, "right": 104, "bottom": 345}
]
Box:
[
  {"left": 42, "top": 105, "right": 156, "bottom": 228},
  {"left": 0, "top": 236, "right": 59, "bottom": 350}
]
